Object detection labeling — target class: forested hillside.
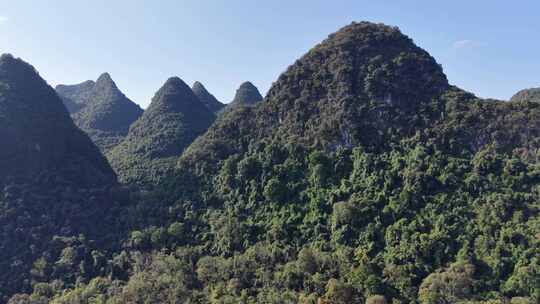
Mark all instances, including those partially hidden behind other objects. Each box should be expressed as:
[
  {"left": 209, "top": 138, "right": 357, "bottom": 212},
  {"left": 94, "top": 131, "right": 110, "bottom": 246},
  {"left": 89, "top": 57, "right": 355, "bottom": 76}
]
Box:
[
  {"left": 56, "top": 73, "right": 143, "bottom": 152},
  {"left": 0, "top": 54, "right": 127, "bottom": 302},
  {"left": 107, "top": 77, "right": 216, "bottom": 186},
  {"left": 2, "top": 22, "right": 539, "bottom": 304}
]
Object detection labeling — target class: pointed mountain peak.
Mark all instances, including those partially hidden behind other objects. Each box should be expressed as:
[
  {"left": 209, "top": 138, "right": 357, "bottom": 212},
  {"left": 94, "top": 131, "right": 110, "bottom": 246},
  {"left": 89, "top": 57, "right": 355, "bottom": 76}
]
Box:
[
  {"left": 239, "top": 81, "right": 257, "bottom": 90},
  {"left": 192, "top": 81, "right": 225, "bottom": 112},
  {"left": 162, "top": 76, "right": 190, "bottom": 90},
  {"left": 95, "top": 72, "right": 119, "bottom": 91},
  {"left": 148, "top": 76, "right": 200, "bottom": 112},
  {"left": 108, "top": 76, "right": 216, "bottom": 185},
  {"left": 192, "top": 81, "right": 206, "bottom": 91},
  {"left": 56, "top": 72, "right": 143, "bottom": 151},
  {"left": 231, "top": 81, "right": 263, "bottom": 105}
]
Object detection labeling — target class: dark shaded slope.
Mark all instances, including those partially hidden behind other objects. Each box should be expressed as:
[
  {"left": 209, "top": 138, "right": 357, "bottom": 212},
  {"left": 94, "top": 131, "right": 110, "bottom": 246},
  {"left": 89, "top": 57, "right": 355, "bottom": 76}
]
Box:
[
  {"left": 0, "top": 55, "right": 115, "bottom": 185},
  {"left": 0, "top": 54, "right": 124, "bottom": 302}
]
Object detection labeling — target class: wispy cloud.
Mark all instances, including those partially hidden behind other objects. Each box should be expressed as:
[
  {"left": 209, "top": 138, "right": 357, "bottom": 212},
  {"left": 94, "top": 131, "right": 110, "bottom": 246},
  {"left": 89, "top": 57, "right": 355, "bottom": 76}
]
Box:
[
  {"left": 0, "top": 16, "right": 8, "bottom": 24},
  {"left": 452, "top": 39, "right": 480, "bottom": 50}
]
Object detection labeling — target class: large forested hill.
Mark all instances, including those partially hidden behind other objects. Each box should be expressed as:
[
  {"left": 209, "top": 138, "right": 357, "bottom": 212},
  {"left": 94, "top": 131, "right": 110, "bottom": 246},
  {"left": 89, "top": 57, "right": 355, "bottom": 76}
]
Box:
[
  {"left": 55, "top": 73, "right": 143, "bottom": 152},
  {"left": 107, "top": 77, "right": 216, "bottom": 186},
  {"left": 0, "top": 54, "right": 127, "bottom": 302},
  {"left": 4, "top": 22, "right": 540, "bottom": 304}
]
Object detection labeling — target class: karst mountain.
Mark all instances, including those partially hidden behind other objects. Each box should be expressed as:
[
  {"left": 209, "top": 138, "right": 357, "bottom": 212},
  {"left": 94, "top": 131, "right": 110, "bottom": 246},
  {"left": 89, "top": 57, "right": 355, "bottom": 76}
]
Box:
[
  {"left": 191, "top": 81, "right": 225, "bottom": 113},
  {"left": 1, "top": 22, "right": 538, "bottom": 304},
  {"left": 108, "top": 77, "right": 215, "bottom": 185},
  {"left": 56, "top": 73, "right": 143, "bottom": 152}
]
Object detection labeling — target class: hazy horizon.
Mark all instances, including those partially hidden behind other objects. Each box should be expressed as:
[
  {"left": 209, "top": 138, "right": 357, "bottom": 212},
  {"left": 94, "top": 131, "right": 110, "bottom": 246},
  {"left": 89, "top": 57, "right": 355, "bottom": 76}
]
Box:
[{"left": 1, "top": 1, "right": 539, "bottom": 108}]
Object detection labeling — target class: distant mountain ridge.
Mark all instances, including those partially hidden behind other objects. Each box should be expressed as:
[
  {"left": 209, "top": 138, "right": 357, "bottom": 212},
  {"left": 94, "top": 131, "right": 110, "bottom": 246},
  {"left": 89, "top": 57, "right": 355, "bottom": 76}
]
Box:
[
  {"left": 192, "top": 81, "right": 225, "bottom": 112},
  {"left": 56, "top": 73, "right": 143, "bottom": 152},
  {"left": 108, "top": 76, "right": 215, "bottom": 185},
  {"left": 230, "top": 81, "right": 263, "bottom": 106},
  {"left": 510, "top": 87, "right": 540, "bottom": 103}
]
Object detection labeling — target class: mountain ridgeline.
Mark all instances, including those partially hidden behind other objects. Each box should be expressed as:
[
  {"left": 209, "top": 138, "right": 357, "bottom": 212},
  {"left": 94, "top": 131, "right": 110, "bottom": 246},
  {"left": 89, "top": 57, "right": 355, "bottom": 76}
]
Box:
[
  {"left": 108, "top": 77, "right": 216, "bottom": 185},
  {"left": 2, "top": 22, "right": 539, "bottom": 304},
  {"left": 56, "top": 73, "right": 143, "bottom": 152}
]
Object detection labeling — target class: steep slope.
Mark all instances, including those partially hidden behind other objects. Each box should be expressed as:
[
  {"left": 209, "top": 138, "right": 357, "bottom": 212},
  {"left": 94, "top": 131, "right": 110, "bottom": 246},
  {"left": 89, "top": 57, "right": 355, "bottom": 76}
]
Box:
[
  {"left": 108, "top": 77, "right": 215, "bottom": 185},
  {"left": 230, "top": 81, "right": 263, "bottom": 106},
  {"left": 0, "top": 54, "right": 124, "bottom": 302},
  {"left": 55, "top": 80, "right": 96, "bottom": 114},
  {"left": 192, "top": 81, "right": 225, "bottom": 112},
  {"left": 0, "top": 55, "right": 115, "bottom": 185},
  {"left": 510, "top": 87, "right": 540, "bottom": 103},
  {"left": 56, "top": 73, "right": 143, "bottom": 152}
]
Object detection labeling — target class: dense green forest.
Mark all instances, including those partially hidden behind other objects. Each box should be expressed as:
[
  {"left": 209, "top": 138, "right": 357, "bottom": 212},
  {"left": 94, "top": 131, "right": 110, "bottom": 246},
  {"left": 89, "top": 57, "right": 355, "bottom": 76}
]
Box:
[{"left": 0, "top": 22, "right": 538, "bottom": 304}]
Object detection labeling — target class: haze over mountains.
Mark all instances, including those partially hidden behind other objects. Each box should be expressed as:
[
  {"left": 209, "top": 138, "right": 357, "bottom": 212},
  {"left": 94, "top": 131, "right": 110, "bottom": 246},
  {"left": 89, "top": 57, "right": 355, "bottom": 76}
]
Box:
[{"left": 0, "top": 22, "right": 538, "bottom": 304}]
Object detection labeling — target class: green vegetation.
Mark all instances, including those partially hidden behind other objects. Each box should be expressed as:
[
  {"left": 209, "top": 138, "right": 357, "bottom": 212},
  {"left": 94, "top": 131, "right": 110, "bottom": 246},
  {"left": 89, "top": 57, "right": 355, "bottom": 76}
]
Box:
[
  {"left": 108, "top": 77, "right": 216, "bottom": 186},
  {"left": 218, "top": 81, "right": 264, "bottom": 114},
  {"left": 0, "top": 54, "right": 122, "bottom": 302},
  {"left": 56, "top": 73, "right": 143, "bottom": 152},
  {"left": 1, "top": 22, "right": 539, "bottom": 304}
]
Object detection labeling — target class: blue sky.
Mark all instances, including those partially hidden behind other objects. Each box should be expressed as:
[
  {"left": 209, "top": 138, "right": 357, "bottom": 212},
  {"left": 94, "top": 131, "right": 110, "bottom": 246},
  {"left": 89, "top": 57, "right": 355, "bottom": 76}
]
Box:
[{"left": 0, "top": 1, "right": 538, "bottom": 108}]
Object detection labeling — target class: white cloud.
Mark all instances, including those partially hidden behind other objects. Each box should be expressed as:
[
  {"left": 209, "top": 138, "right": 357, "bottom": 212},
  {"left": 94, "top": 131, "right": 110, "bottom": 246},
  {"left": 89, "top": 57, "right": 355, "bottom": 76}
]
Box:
[
  {"left": 452, "top": 39, "right": 479, "bottom": 50},
  {"left": 0, "top": 16, "right": 8, "bottom": 24}
]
